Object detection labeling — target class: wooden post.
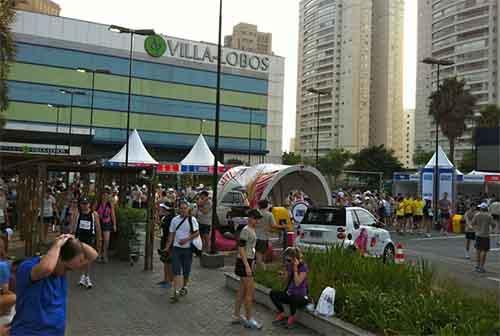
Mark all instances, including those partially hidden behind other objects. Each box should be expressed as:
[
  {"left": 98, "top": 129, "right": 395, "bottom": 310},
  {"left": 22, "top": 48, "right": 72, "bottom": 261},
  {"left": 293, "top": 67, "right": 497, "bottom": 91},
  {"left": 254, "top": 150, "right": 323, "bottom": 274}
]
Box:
[{"left": 144, "top": 168, "right": 156, "bottom": 271}]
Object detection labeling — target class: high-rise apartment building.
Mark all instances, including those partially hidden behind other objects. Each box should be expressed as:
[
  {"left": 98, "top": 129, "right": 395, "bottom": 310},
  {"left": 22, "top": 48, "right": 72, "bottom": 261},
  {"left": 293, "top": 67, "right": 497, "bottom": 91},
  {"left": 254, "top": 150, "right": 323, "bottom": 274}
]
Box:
[
  {"left": 14, "top": 0, "right": 60, "bottom": 16},
  {"left": 415, "top": 0, "right": 498, "bottom": 162},
  {"left": 224, "top": 23, "right": 273, "bottom": 55},
  {"left": 403, "top": 109, "right": 415, "bottom": 168},
  {"left": 295, "top": 0, "right": 405, "bottom": 159}
]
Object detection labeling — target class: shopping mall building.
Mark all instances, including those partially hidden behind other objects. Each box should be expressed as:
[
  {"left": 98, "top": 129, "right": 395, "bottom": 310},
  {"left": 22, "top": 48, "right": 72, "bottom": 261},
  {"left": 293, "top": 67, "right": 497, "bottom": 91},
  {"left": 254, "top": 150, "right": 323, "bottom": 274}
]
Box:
[{"left": 2, "top": 11, "right": 284, "bottom": 164}]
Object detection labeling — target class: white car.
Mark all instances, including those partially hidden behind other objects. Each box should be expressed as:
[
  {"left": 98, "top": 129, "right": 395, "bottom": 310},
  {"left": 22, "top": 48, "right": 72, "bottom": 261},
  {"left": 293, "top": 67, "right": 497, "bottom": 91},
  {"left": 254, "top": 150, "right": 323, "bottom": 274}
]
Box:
[{"left": 296, "top": 206, "right": 396, "bottom": 263}]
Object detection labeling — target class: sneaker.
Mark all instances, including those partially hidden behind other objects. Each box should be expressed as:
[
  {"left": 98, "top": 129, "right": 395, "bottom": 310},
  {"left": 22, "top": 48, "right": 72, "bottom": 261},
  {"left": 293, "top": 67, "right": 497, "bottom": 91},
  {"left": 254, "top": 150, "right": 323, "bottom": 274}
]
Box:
[
  {"left": 231, "top": 314, "right": 246, "bottom": 325},
  {"left": 85, "top": 276, "right": 93, "bottom": 289},
  {"left": 245, "top": 319, "right": 263, "bottom": 330},
  {"left": 474, "top": 266, "right": 481, "bottom": 272},
  {"left": 156, "top": 280, "right": 168, "bottom": 286},
  {"left": 179, "top": 287, "right": 188, "bottom": 296},
  {"left": 286, "top": 315, "right": 297, "bottom": 329},
  {"left": 465, "top": 252, "right": 470, "bottom": 259},
  {"left": 159, "top": 282, "right": 172, "bottom": 289},
  {"left": 170, "top": 292, "right": 179, "bottom": 304},
  {"left": 78, "top": 275, "right": 86, "bottom": 287},
  {"left": 272, "top": 312, "right": 287, "bottom": 325},
  {"left": 425, "top": 233, "right": 432, "bottom": 238},
  {"left": 478, "top": 267, "right": 486, "bottom": 273}
]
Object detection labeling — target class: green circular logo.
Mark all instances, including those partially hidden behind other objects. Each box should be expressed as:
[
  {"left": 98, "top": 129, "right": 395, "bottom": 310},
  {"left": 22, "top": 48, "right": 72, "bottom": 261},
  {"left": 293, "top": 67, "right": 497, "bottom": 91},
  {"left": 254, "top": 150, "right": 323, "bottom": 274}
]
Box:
[{"left": 144, "top": 35, "right": 167, "bottom": 58}]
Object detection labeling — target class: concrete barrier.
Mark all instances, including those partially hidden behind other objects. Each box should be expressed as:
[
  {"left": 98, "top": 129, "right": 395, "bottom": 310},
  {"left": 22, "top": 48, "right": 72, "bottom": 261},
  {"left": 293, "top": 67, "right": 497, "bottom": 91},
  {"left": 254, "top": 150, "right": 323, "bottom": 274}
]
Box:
[{"left": 224, "top": 272, "right": 375, "bottom": 336}]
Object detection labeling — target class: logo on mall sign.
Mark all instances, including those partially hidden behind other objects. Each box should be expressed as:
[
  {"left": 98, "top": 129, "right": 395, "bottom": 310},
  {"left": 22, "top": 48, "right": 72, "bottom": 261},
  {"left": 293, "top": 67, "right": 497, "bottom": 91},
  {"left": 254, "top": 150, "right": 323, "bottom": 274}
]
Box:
[
  {"left": 144, "top": 34, "right": 270, "bottom": 72},
  {"left": 145, "top": 35, "right": 167, "bottom": 58}
]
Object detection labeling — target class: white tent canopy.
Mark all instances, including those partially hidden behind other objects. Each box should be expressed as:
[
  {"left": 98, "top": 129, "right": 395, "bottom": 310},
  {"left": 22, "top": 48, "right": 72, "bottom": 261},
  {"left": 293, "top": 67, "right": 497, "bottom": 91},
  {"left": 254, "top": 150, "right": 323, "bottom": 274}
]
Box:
[
  {"left": 108, "top": 129, "right": 158, "bottom": 166},
  {"left": 425, "top": 146, "right": 454, "bottom": 169},
  {"left": 181, "top": 134, "right": 223, "bottom": 167}
]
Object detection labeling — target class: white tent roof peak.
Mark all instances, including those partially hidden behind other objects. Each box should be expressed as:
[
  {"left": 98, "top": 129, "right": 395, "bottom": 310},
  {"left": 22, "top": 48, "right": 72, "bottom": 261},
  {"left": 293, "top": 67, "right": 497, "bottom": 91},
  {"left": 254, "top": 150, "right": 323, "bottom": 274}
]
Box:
[
  {"left": 108, "top": 130, "right": 158, "bottom": 165},
  {"left": 181, "top": 134, "right": 223, "bottom": 167},
  {"left": 425, "top": 146, "right": 454, "bottom": 169}
]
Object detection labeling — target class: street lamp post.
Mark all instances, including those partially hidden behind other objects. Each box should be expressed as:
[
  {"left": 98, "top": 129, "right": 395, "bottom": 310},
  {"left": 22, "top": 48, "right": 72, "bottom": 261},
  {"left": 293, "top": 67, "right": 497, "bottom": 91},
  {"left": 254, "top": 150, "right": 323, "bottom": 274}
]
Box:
[
  {"left": 473, "top": 112, "right": 482, "bottom": 170},
  {"left": 259, "top": 125, "right": 265, "bottom": 164},
  {"left": 209, "top": 0, "right": 223, "bottom": 256},
  {"left": 248, "top": 109, "right": 254, "bottom": 165},
  {"left": 199, "top": 119, "right": 206, "bottom": 134},
  {"left": 76, "top": 68, "right": 111, "bottom": 137},
  {"left": 59, "top": 89, "right": 86, "bottom": 155},
  {"left": 109, "top": 25, "right": 155, "bottom": 167},
  {"left": 48, "top": 104, "right": 68, "bottom": 156},
  {"left": 307, "top": 88, "right": 329, "bottom": 166},
  {"left": 422, "top": 57, "right": 454, "bottom": 228}
]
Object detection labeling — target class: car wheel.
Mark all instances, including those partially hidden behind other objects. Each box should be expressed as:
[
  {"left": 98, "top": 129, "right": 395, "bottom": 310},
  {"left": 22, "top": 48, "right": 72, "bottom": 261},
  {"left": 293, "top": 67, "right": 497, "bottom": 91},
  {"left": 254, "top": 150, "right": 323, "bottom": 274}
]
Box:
[{"left": 383, "top": 244, "right": 395, "bottom": 264}]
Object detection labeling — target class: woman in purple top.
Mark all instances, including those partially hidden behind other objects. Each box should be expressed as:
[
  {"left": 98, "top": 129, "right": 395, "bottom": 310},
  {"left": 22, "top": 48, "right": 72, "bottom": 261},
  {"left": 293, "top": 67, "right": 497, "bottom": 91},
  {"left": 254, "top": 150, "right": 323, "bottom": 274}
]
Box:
[{"left": 270, "top": 247, "right": 309, "bottom": 328}]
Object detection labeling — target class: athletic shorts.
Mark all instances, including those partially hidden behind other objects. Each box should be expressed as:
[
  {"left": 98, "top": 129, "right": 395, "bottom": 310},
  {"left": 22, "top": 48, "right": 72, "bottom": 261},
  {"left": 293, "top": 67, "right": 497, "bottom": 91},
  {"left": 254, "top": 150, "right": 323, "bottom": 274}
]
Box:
[
  {"left": 43, "top": 217, "right": 53, "bottom": 225},
  {"left": 413, "top": 215, "right": 423, "bottom": 222},
  {"left": 76, "top": 234, "right": 95, "bottom": 247},
  {"left": 199, "top": 224, "right": 211, "bottom": 235},
  {"left": 465, "top": 232, "right": 476, "bottom": 241},
  {"left": 255, "top": 239, "right": 269, "bottom": 254},
  {"left": 475, "top": 237, "right": 490, "bottom": 252},
  {"left": 441, "top": 212, "right": 450, "bottom": 220},
  {"left": 405, "top": 213, "right": 413, "bottom": 218},
  {"left": 171, "top": 247, "right": 193, "bottom": 277},
  {"left": 235, "top": 258, "right": 254, "bottom": 278},
  {"left": 101, "top": 222, "right": 113, "bottom": 232}
]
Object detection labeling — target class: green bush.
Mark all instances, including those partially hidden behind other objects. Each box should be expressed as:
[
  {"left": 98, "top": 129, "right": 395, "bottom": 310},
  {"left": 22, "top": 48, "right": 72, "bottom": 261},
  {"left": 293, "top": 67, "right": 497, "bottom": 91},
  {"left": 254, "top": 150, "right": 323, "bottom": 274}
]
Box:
[
  {"left": 254, "top": 246, "right": 499, "bottom": 336},
  {"left": 115, "top": 207, "right": 147, "bottom": 260}
]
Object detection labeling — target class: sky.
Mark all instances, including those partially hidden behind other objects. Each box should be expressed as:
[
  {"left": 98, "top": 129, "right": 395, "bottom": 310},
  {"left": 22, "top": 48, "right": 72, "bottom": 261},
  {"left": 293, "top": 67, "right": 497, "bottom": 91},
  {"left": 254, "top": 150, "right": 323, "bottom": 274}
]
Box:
[{"left": 56, "top": 0, "right": 418, "bottom": 152}]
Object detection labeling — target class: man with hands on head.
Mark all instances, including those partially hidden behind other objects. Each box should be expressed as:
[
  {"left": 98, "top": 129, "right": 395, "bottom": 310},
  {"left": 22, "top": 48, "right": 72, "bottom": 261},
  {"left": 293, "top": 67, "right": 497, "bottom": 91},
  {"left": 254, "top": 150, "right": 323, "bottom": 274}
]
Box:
[{"left": 7, "top": 234, "right": 98, "bottom": 336}]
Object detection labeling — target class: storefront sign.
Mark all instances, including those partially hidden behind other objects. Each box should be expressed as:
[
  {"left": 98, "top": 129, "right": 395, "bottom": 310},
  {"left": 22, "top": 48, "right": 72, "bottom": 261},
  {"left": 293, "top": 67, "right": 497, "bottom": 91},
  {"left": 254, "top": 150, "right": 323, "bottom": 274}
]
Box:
[
  {"left": 0, "top": 142, "right": 73, "bottom": 155},
  {"left": 144, "top": 35, "right": 270, "bottom": 72}
]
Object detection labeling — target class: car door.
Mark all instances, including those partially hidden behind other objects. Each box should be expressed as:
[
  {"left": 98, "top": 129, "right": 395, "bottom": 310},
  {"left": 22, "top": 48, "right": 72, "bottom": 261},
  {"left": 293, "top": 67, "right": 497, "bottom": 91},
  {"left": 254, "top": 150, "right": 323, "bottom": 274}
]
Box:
[{"left": 353, "top": 209, "right": 384, "bottom": 255}]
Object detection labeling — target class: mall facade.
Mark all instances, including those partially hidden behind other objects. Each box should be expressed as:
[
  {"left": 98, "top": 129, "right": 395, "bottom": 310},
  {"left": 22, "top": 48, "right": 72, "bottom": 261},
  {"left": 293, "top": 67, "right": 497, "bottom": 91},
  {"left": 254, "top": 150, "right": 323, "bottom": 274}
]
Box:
[{"left": 2, "top": 11, "right": 284, "bottom": 164}]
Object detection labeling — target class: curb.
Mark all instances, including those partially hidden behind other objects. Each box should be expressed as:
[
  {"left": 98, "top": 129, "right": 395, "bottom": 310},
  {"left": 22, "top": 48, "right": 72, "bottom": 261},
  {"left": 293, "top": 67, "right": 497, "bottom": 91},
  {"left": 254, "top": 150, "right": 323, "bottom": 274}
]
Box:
[{"left": 224, "top": 272, "right": 375, "bottom": 336}]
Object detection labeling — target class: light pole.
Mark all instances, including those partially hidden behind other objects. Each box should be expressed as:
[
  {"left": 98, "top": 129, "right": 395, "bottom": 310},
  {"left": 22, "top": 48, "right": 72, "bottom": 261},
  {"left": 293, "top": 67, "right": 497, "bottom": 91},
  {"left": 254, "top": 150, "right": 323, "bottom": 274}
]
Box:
[
  {"left": 109, "top": 25, "right": 156, "bottom": 167},
  {"left": 259, "top": 125, "right": 265, "bottom": 164},
  {"left": 199, "top": 119, "right": 206, "bottom": 134},
  {"left": 76, "top": 68, "right": 112, "bottom": 137},
  {"left": 422, "top": 57, "right": 454, "bottom": 228},
  {"left": 48, "top": 104, "right": 68, "bottom": 156},
  {"left": 209, "top": 0, "right": 223, "bottom": 256},
  {"left": 307, "top": 88, "right": 329, "bottom": 166},
  {"left": 473, "top": 112, "right": 482, "bottom": 170},
  {"left": 59, "top": 89, "right": 86, "bottom": 155},
  {"left": 248, "top": 109, "right": 254, "bottom": 165}
]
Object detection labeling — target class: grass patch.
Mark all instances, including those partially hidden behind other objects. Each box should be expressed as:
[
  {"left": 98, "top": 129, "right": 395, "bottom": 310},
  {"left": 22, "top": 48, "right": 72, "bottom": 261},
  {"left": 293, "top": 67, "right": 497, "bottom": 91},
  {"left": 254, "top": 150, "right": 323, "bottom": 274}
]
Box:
[{"left": 254, "top": 246, "right": 500, "bottom": 336}]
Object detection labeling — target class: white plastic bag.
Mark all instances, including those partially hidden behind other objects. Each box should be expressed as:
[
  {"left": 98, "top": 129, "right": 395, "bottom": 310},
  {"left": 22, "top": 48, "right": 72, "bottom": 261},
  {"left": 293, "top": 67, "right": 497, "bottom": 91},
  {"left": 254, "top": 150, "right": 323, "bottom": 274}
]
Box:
[{"left": 315, "top": 287, "right": 335, "bottom": 317}]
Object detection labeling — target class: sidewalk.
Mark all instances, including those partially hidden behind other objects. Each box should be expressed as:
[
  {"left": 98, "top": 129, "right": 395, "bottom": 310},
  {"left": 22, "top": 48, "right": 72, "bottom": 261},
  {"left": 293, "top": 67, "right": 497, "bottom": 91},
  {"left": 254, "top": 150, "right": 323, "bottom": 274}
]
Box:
[{"left": 66, "top": 255, "right": 315, "bottom": 336}]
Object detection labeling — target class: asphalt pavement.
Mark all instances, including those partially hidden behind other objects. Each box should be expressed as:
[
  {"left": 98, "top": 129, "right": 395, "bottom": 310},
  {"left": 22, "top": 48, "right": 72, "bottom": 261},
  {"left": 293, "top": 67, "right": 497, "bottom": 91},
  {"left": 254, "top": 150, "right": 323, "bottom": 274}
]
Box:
[{"left": 393, "top": 231, "right": 500, "bottom": 292}]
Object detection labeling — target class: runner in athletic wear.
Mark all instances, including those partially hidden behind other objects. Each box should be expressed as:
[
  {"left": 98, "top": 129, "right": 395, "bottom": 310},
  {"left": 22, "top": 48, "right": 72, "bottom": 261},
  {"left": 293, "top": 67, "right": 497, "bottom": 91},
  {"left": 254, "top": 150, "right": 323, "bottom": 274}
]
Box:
[
  {"left": 439, "top": 192, "right": 452, "bottom": 236},
  {"left": 72, "top": 198, "right": 101, "bottom": 289},
  {"left": 95, "top": 189, "right": 116, "bottom": 263}
]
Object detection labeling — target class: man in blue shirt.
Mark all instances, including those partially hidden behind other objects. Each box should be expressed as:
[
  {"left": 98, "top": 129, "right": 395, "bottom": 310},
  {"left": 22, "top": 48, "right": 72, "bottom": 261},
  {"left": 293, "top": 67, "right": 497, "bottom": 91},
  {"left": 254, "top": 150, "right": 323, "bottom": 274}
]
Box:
[{"left": 8, "top": 234, "right": 98, "bottom": 336}]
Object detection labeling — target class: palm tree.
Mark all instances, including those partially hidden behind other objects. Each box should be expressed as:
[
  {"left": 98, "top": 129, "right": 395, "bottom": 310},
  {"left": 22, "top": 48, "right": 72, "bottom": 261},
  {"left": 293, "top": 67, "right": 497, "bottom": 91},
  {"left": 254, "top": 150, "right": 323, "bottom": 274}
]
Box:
[
  {"left": 0, "top": 0, "right": 17, "bottom": 129},
  {"left": 428, "top": 77, "right": 477, "bottom": 163},
  {"left": 478, "top": 104, "right": 500, "bottom": 128}
]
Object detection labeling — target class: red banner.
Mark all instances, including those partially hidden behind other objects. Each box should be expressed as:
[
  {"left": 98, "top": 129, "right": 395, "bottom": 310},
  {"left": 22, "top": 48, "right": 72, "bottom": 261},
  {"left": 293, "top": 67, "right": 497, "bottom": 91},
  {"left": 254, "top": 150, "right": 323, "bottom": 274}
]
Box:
[{"left": 157, "top": 163, "right": 180, "bottom": 173}]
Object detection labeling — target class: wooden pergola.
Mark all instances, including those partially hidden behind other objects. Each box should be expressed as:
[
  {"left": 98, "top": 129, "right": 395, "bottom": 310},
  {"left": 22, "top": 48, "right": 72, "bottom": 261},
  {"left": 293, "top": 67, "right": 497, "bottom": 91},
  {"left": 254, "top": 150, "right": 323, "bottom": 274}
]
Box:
[{"left": 0, "top": 153, "right": 156, "bottom": 270}]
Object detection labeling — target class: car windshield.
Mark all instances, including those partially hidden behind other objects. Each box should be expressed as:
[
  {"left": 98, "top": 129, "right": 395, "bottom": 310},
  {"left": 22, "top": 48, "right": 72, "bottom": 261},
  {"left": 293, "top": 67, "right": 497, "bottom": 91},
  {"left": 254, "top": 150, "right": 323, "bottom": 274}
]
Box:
[{"left": 302, "top": 208, "right": 346, "bottom": 226}]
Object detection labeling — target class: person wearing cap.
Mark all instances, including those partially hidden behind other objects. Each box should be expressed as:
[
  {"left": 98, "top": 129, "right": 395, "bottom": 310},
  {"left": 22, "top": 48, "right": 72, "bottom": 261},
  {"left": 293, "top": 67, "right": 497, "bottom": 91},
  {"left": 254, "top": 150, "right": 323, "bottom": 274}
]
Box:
[
  {"left": 232, "top": 209, "right": 262, "bottom": 330},
  {"left": 157, "top": 203, "right": 175, "bottom": 289},
  {"left": 71, "top": 198, "right": 101, "bottom": 288},
  {"left": 489, "top": 198, "right": 500, "bottom": 247},
  {"left": 471, "top": 203, "right": 497, "bottom": 273},
  {"left": 95, "top": 188, "right": 116, "bottom": 263},
  {"left": 463, "top": 203, "right": 479, "bottom": 259}
]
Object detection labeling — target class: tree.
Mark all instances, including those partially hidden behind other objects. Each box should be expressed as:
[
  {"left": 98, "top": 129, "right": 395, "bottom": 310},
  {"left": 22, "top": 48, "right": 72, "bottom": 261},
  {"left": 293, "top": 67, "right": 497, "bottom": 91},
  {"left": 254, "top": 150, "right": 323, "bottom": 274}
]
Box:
[
  {"left": 282, "top": 152, "right": 302, "bottom": 165},
  {"left": 318, "top": 148, "right": 351, "bottom": 185},
  {"left": 0, "top": 0, "right": 17, "bottom": 129},
  {"left": 349, "top": 145, "right": 403, "bottom": 179},
  {"left": 413, "top": 145, "right": 433, "bottom": 167},
  {"left": 458, "top": 149, "right": 474, "bottom": 173},
  {"left": 428, "top": 77, "right": 477, "bottom": 163},
  {"left": 478, "top": 104, "right": 500, "bottom": 128}
]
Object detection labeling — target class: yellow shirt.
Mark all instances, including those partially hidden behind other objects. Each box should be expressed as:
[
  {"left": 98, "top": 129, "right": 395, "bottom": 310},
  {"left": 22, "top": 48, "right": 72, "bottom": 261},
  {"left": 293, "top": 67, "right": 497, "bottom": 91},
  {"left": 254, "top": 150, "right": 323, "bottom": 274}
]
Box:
[
  {"left": 414, "top": 200, "right": 425, "bottom": 216},
  {"left": 404, "top": 198, "right": 414, "bottom": 214},
  {"left": 396, "top": 202, "right": 405, "bottom": 217}
]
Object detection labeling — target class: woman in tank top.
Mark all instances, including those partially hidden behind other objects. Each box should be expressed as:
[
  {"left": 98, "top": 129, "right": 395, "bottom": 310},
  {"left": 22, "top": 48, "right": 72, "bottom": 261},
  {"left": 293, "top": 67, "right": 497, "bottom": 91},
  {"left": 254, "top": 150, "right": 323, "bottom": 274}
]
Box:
[{"left": 95, "top": 189, "right": 116, "bottom": 263}]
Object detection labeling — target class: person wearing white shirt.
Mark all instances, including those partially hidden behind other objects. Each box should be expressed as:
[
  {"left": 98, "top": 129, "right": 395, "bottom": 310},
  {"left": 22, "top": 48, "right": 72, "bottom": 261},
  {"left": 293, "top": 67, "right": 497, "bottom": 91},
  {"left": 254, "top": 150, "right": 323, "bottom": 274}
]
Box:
[{"left": 166, "top": 201, "right": 199, "bottom": 303}]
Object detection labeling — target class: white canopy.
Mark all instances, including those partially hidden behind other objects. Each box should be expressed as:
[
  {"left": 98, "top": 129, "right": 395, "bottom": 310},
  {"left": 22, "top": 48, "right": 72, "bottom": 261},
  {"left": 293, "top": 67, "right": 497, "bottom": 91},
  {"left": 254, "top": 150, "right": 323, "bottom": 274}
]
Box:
[
  {"left": 108, "top": 129, "right": 158, "bottom": 166},
  {"left": 425, "top": 146, "right": 454, "bottom": 169},
  {"left": 181, "top": 134, "right": 223, "bottom": 167}
]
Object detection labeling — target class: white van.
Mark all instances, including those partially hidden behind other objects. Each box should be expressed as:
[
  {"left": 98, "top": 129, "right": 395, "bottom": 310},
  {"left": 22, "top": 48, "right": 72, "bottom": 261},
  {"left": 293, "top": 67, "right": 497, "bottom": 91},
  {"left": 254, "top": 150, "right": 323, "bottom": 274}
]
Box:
[{"left": 296, "top": 207, "right": 396, "bottom": 263}]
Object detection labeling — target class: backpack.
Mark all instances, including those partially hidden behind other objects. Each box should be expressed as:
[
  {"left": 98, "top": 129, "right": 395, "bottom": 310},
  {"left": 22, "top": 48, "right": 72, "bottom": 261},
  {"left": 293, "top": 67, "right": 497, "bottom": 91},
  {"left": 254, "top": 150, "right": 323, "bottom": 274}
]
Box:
[
  {"left": 315, "top": 287, "right": 335, "bottom": 317},
  {"left": 175, "top": 216, "right": 203, "bottom": 256}
]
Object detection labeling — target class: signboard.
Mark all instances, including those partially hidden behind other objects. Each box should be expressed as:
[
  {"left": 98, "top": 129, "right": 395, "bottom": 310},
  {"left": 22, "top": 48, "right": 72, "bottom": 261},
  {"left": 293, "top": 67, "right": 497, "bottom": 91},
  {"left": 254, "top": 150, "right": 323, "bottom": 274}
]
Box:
[
  {"left": 157, "top": 163, "right": 180, "bottom": 174},
  {"left": 0, "top": 142, "right": 80, "bottom": 156},
  {"left": 144, "top": 35, "right": 270, "bottom": 72},
  {"left": 421, "top": 168, "right": 455, "bottom": 203},
  {"left": 291, "top": 201, "right": 309, "bottom": 224}
]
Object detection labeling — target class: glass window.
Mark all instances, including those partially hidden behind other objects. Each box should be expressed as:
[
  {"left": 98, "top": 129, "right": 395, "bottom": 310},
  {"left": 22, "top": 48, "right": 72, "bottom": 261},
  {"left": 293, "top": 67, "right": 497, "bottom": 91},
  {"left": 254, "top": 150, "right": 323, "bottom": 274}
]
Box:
[{"left": 354, "top": 209, "right": 376, "bottom": 227}]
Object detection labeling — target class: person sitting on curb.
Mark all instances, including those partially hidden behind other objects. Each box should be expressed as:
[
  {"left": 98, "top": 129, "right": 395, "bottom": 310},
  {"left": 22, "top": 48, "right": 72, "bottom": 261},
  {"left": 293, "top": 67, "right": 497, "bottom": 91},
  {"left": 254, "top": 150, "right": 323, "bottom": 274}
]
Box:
[{"left": 270, "top": 247, "right": 309, "bottom": 329}]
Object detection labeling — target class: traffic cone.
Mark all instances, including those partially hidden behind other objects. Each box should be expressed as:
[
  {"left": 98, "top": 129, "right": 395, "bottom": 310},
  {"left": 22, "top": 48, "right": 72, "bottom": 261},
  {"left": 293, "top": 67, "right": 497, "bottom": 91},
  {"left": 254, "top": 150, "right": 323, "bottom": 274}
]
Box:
[{"left": 395, "top": 243, "right": 405, "bottom": 264}]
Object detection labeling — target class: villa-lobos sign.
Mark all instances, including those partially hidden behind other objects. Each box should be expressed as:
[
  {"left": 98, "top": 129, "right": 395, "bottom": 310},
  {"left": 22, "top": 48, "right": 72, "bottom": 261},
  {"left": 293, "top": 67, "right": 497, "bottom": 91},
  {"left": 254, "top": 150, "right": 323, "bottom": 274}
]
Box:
[{"left": 145, "top": 35, "right": 270, "bottom": 72}]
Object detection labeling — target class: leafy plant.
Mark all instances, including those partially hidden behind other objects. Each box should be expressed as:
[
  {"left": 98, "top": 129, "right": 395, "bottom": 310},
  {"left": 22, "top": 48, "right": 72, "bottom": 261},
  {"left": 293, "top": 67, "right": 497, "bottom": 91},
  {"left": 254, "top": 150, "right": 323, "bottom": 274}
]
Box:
[
  {"left": 282, "top": 152, "right": 303, "bottom": 165},
  {"left": 255, "top": 246, "right": 499, "bottom": 336},
  {"left": 349, "top": 145, "right": 404, "bottom": 179}
]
